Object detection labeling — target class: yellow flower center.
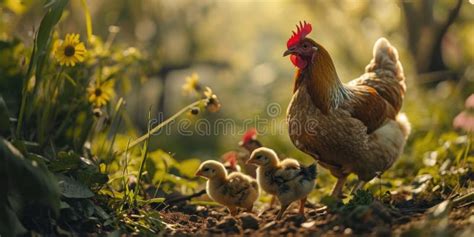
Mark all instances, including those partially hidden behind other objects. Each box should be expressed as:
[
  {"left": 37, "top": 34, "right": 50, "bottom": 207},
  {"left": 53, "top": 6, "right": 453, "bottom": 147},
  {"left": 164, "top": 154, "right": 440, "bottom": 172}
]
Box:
[
  {"left": 64, "top": 45, "right": 76, "bottom": 57},
  {"left": 94, "top": 88, "right": 102, "bottom": 97}
]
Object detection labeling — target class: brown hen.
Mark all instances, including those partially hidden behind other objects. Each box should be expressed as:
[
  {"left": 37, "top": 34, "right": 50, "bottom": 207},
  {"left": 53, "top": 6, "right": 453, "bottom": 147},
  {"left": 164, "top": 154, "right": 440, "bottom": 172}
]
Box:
[{"left": 284, "top": 22, "right": 410, "bottom": 198}]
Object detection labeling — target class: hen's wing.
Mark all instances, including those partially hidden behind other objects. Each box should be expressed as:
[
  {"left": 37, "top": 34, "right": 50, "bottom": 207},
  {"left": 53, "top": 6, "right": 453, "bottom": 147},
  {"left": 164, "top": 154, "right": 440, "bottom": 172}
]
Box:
[{"left": 343, "top": 85, "right": 397, "bottom": 134}]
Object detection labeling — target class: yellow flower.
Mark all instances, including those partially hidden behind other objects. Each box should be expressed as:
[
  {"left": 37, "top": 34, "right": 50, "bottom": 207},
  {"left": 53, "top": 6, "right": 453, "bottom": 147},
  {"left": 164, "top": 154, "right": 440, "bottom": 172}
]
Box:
[
  {"left": 53, "top": 33, "right": 87, "bottom": 67},
  {"left": 182, "top": 73, "right": 201, "bottom": 95},
  {"left": 87, "top": 80, "right": 115, "bottom": 108}
]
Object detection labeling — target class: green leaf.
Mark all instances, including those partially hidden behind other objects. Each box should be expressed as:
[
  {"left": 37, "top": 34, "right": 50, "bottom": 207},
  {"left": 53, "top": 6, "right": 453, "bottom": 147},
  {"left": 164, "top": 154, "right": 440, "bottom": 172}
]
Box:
[
  {"left": 76, "top": 169, "right": 108, "bottom": 186},
  {"left": 0, "top": 205, "right": 27, "bottom": 236},
  {"left": 0, "top": 137, "right": 60, "bottom": 236},
  {"left": 57, "top": 175, "right": 94, "bottom": 198},
  {"left": 33, "top": 0, "right": 69, "bottom": 82},
  {"left": 189, "top": 200, "right": 220, "bottom": 206},
  {"left": 79, "top": 0, "right": 93, "bottom": 41},
  {"left": 0, "top": 96, "right": 11, "bottom": 137},
  {"left": 320, "top": 195, "right": 342, "bottom": 211},
  {"left": 177, "top": 158, "right": 201, "bottom": 178},
  {"left": 138, "top": 198, "right": 165, "bottom": 205},
  {"left": 49, "top": 151, "right": 81, "bottom": 172},
  {"left": 94, "top": 205, "right": 111, "bottom": 220}
]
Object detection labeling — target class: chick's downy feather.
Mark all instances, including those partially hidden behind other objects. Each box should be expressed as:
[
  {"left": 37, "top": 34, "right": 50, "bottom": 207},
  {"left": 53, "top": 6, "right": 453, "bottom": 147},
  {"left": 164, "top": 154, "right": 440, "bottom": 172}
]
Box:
[
  {"left": 274, "top": 162, "right": 317, "bottom": 206},
  {"left": 197, "top": 160, "right": 259, "bottom": 214},
  {"left": 207, "top": 171, "right": 259, "bottom": 210},
  {"left": 251, "top": 148, "right": 316, "bottom": 205}
]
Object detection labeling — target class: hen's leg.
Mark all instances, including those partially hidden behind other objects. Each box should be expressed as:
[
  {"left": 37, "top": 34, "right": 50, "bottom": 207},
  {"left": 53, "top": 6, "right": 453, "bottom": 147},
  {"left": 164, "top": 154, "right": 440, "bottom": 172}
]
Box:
[
  {"left": 351, "top": 180, "right": 366, "bottom": 195},
  {"left": 299, "top": 197, "right": 307, "bottom": 215},
  {"left": 276, "top": 204, "right": 290, "bottom": 220},
  {"left": 331, "top": 176, "right": 347, "bottom": 198}
]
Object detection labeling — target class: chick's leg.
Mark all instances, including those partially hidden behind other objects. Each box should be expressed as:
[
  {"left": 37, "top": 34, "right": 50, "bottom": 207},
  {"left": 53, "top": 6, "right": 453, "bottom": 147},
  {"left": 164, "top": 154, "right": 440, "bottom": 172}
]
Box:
[
  {"left": 331, "top": 176, "right": 347, "bottom": 198},
  {"left": 299, "top": 197, "right": 307, "bottom": 215},
  {"left": 276, "top": 204, "right": 290, "bottom": 220}
]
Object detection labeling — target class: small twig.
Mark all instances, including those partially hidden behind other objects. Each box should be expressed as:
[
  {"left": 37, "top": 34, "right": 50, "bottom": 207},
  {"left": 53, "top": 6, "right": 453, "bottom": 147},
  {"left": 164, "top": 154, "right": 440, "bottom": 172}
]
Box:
[
  {"left": 116, "top": 99, "right": 206, "bottom": 155},
  {"left": 453, "top": 192, "right": 474, "bottom": 207},
  {"left": 164, "top": 189, "right": 207, "bottom": 206}
]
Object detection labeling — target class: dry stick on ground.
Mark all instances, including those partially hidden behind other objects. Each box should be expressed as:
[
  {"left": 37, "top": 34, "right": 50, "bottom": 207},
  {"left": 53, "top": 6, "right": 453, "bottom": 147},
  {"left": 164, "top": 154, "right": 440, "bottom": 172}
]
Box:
[
  {"left": 115, "top": 99, "right": 207, "bottom": 156},
  {"left": 164, "top": 189, "right": 207, "bottom": 206},
  {"left": 453, "top": 192, "right": 474, "bottom": 208}
]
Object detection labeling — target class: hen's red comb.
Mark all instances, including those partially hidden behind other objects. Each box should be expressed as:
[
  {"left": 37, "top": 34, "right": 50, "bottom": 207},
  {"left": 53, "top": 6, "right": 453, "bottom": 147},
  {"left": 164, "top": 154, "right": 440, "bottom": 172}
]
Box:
[
  {"left": 287, "top": 21, "right": 312, "bottom": 48},
  {"left": 223, "top": 151, "right": 238, "bottom": 168},
  {"left": 241, "top": 128, "right": 257, "bottom": 144}
]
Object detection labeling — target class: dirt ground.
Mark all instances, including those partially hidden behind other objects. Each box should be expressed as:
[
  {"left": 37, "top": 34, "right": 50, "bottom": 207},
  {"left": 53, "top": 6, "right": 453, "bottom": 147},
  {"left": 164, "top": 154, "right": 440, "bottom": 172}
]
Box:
[{"left": 160, "top": 200, "right": 473, "bottom": 236}]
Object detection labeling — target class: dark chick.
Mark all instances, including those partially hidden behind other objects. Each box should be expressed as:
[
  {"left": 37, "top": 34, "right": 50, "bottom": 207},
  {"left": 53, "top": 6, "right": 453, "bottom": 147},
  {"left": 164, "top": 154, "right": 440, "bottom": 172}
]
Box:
[{"left": 237, "top": 128, "right": 262, "bottom": 178}]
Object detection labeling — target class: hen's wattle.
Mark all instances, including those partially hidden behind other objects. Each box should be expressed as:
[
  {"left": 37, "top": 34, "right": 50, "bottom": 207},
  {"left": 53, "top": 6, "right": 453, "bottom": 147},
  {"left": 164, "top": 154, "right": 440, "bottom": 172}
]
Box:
[{"left": 290, "top": 54, "right": 308, "bottom": 69}]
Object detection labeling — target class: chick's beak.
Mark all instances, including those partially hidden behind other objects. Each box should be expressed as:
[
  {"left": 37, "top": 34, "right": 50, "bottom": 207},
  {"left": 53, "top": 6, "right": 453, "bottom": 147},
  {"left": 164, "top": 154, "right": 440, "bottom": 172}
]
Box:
[
  {"left": 195, "top": 170, "right": 203, "bottom": 177},
  {"left": 246, "top": 158, "right": 255, "bottom": 165}
]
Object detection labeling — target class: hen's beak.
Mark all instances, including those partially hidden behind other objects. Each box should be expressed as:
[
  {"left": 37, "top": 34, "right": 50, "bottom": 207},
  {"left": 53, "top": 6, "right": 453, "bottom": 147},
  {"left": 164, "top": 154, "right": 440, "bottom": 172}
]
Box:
[{"left": 283, "top": 48, "right": 294, "bottom": 57}]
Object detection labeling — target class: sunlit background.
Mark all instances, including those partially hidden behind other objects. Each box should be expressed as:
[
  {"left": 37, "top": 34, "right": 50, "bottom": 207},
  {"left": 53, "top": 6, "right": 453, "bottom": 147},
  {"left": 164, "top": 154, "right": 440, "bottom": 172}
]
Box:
[{"left": 2, "top": 0, "right": 474, "bottom": 178}]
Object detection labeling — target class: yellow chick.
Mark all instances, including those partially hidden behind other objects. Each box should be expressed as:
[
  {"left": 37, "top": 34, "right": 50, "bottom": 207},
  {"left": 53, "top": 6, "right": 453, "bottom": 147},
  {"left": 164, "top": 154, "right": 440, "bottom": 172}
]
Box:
[
  {"left": 195, "top": 160, "right": 260, "bottom": 215},
  {"left": 247, "top": 147, "right": 317, "bottom": 220}
]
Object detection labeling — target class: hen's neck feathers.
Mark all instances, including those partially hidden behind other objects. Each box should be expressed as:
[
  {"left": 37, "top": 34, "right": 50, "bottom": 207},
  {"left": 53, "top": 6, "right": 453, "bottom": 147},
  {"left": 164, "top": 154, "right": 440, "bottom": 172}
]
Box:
[{"left": 294, "top": 43, "right": 352, "bottom": 113}]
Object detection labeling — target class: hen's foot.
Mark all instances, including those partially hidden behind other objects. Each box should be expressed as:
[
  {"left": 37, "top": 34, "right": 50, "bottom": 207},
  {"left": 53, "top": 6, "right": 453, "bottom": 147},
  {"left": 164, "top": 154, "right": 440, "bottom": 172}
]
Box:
[{"left": 351, "top": 180, "right": 366, "bottom": 195}]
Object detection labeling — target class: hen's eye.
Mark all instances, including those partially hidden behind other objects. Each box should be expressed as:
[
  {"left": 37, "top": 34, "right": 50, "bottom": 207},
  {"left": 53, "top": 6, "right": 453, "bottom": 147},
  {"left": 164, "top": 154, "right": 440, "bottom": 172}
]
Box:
[{"left": 303, "top": 44, "right": 308, "bottom": 48}]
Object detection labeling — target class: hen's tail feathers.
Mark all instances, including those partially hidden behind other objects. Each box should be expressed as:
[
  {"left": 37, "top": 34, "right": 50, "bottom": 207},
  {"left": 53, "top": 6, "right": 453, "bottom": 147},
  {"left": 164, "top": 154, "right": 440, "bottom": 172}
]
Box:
[
  {"left": 366, "top": 37, "right": 405, "bottom": 82},
  {"left": 364, "top": 37, "right": 406, "bottom": 112},
  {"left": 301, "top": 163, "right": 317, "bottom": 180},
  {"left": 396, "top": 113, "right": 411, "bottom": 139}
]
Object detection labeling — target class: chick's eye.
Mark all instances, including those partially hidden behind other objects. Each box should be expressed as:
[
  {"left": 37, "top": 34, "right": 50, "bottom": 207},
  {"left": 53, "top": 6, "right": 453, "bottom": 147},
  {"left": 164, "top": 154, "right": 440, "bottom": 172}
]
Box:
[
  {"left": 257, "top": 155, "right": 264, "bottom": 160},
  {"left": 203, "top": 168, "right": 210, "bottom": 172}
]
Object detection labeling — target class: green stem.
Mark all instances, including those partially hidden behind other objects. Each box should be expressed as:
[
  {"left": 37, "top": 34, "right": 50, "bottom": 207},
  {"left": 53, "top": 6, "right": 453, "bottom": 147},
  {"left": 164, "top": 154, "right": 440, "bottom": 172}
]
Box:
[
  {"left": 133, "top": 109, "right": 152, "bottom": 205},
  {"left": 16, "top": 85, "right": 28, "bottom": 138},
  {"left": 52, "top": 101, "right": 79, "bottom": 140},
  {"left": 39, "top": 67, "right": 64, "bottom": 145},
  {"left": 116, "top": 99, "right": 205, "bottom": 155},
  {"left": 16, "top": 38, "right": 38, "bottom": 138}
]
